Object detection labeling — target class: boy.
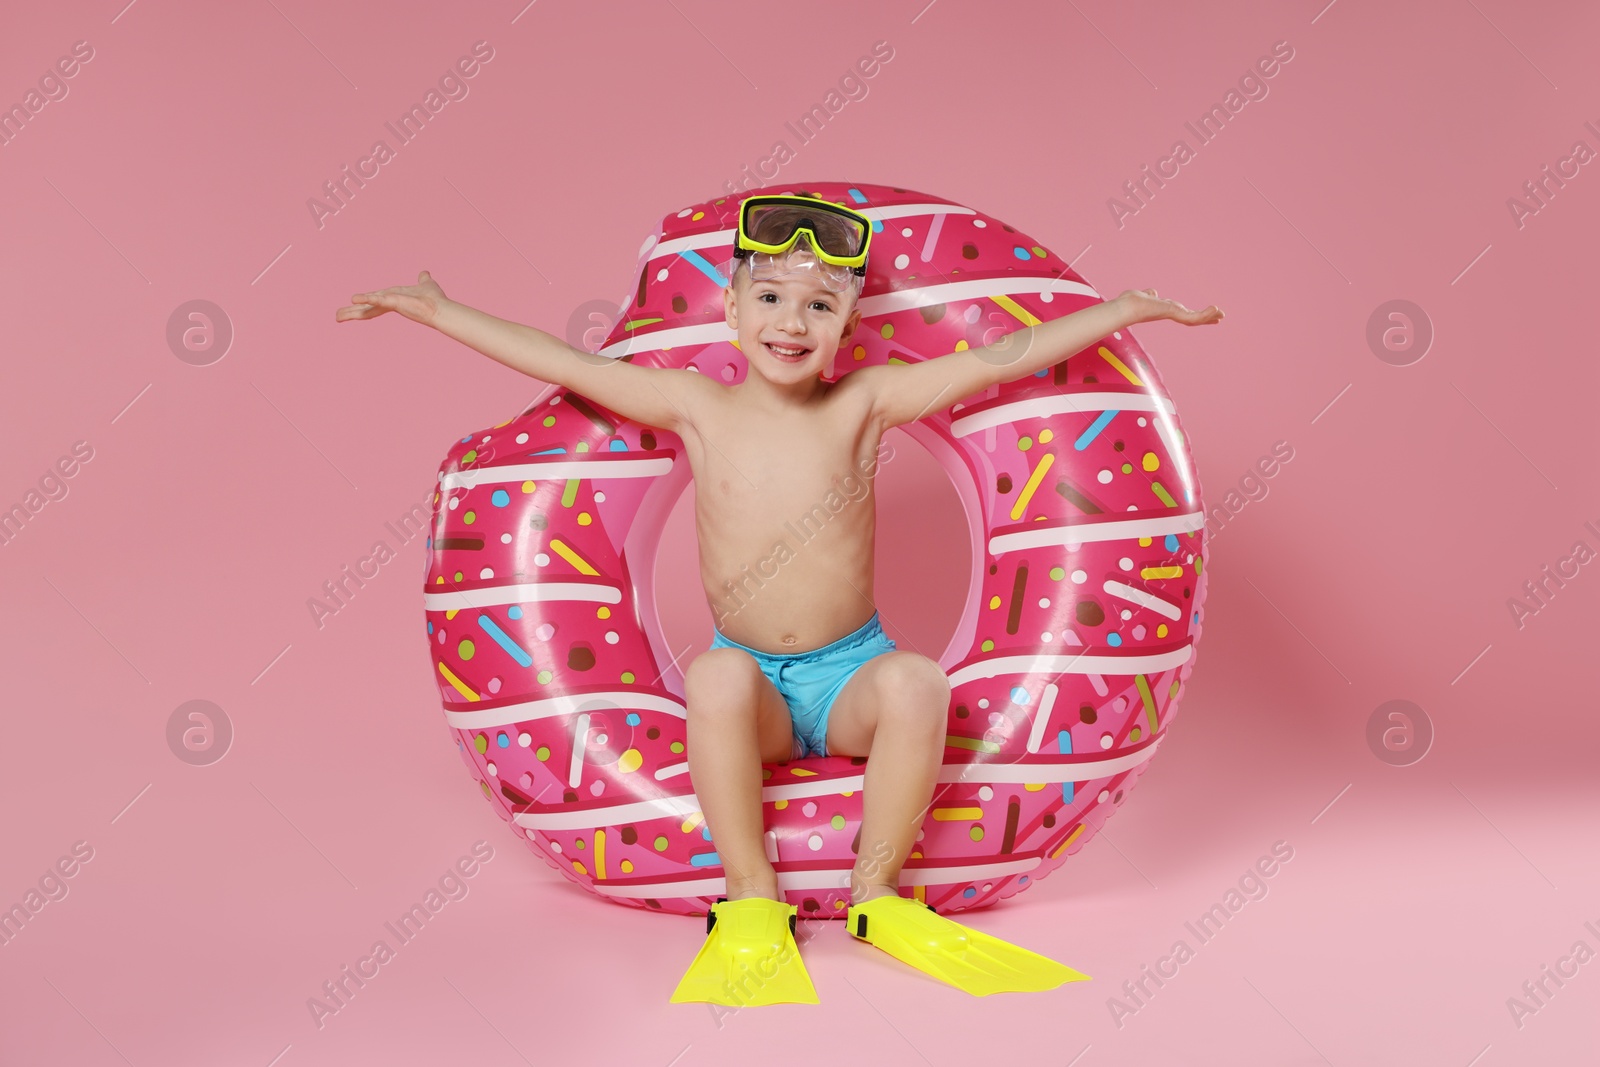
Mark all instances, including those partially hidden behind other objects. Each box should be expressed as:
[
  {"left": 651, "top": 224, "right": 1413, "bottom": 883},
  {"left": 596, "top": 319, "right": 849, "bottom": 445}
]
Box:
[{"left": 337, "top": 192, "right": 1221, "bottom": 1004}]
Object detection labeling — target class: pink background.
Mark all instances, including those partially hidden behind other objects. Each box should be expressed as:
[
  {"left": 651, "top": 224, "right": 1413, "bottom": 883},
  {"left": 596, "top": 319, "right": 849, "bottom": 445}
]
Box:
[{"left": 3, "top": 1, "right": 1598, "bottom": 1064}]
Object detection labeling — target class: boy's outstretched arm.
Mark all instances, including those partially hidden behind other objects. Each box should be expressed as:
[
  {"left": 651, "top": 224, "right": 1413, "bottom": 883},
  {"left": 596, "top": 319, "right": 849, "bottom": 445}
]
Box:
[
  {"left": 860, "top": 288, "right": 1222, "bottom": 432},
  {"left": 336, "top": 270, "right": 708, "bottom": 434}
]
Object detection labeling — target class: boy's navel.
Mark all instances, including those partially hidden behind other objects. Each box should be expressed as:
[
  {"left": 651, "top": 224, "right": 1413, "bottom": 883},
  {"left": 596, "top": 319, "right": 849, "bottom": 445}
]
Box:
[{"left": 719, "top": 479, "right": 730, "bottom": 494}]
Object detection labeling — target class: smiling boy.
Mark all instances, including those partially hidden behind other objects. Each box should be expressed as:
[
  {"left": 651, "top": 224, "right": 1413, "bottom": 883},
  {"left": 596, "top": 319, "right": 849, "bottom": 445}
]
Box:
[{"left": 337, "top": 191, "right": 1221, "bottom": 1004}]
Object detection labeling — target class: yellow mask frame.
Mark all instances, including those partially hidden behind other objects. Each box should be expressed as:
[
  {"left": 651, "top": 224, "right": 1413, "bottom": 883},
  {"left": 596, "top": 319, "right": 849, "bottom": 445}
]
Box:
[{"left": 733, "top": 194, "right": 873, "bottom": 274}]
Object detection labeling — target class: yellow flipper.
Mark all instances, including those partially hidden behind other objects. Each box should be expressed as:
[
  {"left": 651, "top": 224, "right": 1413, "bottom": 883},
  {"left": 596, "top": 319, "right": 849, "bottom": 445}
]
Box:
[
  {"left": 670, "top": 897, "right": 819, "bottom": 1006},
  {"left": 847, "top": 894, "right": 1090, "bottom": 996}
]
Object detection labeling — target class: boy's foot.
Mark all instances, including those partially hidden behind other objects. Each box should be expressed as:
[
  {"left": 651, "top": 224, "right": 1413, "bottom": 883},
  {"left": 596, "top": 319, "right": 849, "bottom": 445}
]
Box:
[
  {"left": 846, "top": 894, "right": 1091, "bottom": 996},
  {"left": 669, "top": 897, "right": 819, "bottom": 1006}
]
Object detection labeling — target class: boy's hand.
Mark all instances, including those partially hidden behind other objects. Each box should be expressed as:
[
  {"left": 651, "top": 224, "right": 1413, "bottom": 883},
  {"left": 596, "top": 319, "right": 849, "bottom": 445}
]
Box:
[
  {"left": 336, "top": 270, "right": 449, "bottom": 326},
  {"left": 1115, "top": 288, "right": 1224, "bottom": 327}
]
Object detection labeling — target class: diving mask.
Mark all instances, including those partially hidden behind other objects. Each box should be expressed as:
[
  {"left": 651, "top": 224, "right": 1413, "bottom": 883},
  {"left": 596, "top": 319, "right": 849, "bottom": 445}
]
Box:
[{"left": 732, "top": 194, "right": 872, "bottom": 292}]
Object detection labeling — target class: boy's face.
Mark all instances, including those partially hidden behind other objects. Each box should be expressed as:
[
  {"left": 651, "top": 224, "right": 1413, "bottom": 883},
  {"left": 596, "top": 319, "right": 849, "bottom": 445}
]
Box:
[{"left": 724, "top": 263, "right": 862, "bottom": 387}]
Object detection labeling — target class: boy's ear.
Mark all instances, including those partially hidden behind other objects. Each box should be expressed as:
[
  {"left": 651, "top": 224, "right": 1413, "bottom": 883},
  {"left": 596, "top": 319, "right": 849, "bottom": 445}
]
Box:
[
  {"left": 841, "top": 304, "right": 862, "bottom": 344},
  {"left": 723, "top": 284, "right": 738, "bottom": 328}
]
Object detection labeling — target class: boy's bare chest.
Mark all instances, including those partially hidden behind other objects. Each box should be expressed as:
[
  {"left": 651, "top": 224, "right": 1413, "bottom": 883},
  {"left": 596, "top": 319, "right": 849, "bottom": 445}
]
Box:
[{"left": 688, "top": 389, "right": 879, "bottom": 521}]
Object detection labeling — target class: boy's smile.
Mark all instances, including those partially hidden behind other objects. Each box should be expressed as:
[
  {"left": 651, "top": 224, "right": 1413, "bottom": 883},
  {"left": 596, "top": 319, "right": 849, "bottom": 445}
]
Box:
[{"left": 763, "top": 338, "right": 812, "bottom": 362}]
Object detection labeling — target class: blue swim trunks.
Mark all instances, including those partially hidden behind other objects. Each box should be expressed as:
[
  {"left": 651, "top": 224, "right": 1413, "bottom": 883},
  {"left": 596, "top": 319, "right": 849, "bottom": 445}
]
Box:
[{"left": 708, "top": 611, "right": 897, "bottom": 759}]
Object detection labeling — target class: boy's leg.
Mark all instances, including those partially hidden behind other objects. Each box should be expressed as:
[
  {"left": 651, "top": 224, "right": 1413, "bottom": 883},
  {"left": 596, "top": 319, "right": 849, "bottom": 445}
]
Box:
[
  {"left": 822, "top": 650, "right": 951, "bottom": 903},
  {"left": 683, "top": 647, "right": 800, "bottom": 901}
]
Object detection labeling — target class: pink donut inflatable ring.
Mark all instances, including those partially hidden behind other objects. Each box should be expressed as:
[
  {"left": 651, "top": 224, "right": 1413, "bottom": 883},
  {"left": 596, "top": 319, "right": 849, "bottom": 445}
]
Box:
[{"left": 422, "top": 181, "right": 1208, "bottom": 921}]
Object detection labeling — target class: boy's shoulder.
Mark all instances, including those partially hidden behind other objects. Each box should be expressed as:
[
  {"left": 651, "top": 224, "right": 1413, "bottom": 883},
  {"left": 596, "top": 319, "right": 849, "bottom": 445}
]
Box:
[
  {"left": 834, "top": 361, "right": 888, "bottom": 399},
  {"left": 828, "top": 364, "right": 891, "bottom": 428}
]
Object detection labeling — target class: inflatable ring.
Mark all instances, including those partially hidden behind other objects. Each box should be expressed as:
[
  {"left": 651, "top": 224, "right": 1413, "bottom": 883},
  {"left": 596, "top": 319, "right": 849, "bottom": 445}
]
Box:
[{"left": 423, "top": 182, "right": 1208, "bottom": 920}]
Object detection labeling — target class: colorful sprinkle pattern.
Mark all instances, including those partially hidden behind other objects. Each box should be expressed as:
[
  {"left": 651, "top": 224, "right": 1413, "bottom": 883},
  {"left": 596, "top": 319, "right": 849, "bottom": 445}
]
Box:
[{"left": 423, "top": 182, "right": 1209, "bottom": 920}]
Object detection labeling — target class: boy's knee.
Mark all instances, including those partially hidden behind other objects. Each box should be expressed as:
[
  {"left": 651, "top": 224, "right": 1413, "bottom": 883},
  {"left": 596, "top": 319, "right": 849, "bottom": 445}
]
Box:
[
  {"left": 874, "top": 654, "right": 951, "bottom": 726},
  {"left": 685, "top": 647, "right": 762, "bottom": 705},
  {"left": 879, "top": 652, "right": 949, "bottom": 699}
]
